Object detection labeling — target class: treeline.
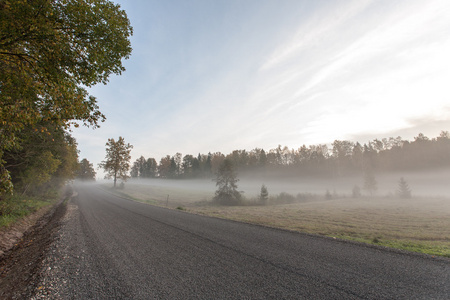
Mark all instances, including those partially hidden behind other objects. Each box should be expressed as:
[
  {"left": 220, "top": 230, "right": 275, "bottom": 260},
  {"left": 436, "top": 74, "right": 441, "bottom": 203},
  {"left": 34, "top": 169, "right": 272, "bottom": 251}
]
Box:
[
  {"left": 3, "top": 124, "right": 79, "bottom": 196},
  {"left": 131, "top": 131, "right": 450, "bottom": 179}
]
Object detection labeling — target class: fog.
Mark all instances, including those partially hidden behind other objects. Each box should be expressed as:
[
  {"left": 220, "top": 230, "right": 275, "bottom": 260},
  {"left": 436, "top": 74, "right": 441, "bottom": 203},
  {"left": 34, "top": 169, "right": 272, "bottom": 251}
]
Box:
[
  {"left": 84, "top": 168, "right": 450, "bottom": 256},
  {"left": 118, "top": 168, "right": 450, "bottom": 200}
]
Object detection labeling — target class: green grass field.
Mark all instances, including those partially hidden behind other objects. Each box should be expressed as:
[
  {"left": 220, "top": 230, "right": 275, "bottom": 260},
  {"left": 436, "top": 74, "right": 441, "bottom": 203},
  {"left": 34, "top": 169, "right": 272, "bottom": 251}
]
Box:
[{"left": 104, "top": 181, "right": 450, "bottom": 257}]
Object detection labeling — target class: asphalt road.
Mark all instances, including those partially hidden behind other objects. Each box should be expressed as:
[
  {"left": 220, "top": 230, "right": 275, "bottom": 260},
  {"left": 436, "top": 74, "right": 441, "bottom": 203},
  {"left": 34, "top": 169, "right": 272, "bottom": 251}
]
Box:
[{"left": 33, "top": 185, "right": 449, "bottom": 299}]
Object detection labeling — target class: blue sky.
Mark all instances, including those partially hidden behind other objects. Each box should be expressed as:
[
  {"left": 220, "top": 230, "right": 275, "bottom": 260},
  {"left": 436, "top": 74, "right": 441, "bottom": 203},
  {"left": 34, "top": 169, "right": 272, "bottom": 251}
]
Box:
[{"left": 72, "top": 0, "right": 450, "bottom": 173}]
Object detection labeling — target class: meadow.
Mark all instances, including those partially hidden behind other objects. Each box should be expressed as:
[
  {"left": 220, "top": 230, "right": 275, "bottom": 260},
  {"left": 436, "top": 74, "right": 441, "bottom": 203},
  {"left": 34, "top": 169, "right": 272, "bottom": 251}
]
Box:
[{"left": 103, "top": 179, "right": 450, "bottom": 257}]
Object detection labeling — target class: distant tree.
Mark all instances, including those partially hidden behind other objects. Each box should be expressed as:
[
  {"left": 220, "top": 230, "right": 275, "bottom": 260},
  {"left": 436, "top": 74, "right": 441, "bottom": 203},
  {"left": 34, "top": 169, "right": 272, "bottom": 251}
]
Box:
[
  {"left": 351, "top": 143, "right": 364, "bottom": 172},
  {"left": 259, "top": 149, "right": 267, "bottom": 168},
  {"left": 363, "top": 169, "right": 377, "bottom": 196},
  {"left": 397, "top": 177, "right": 412, "bottom": 199},
  {"left": 211, "top": 152, "right": 225, "bottom": 175},
  {"left": 182, "top": 154, "right": 194, "bottom": 177},
  {"left": 332, "top": 140, "right": 354, "bottom": 176},
  {"left": 158, "top": 155, "right": 171, "bottom": 178},
  {"left": 352, "top": 185, "right": 362, "bottom": 198},
  {"left": 173, "top": 152, "right": 183, "bottom": 177},
  {"left": 130, "top": 161, "right": 139, "bottom": 178},
  {"left": 169, "top": 157, "right": 178, "bottom": 178},
  {"left": 259, "top": 184, "right": 269, "bottom": 205},
  {"left": 143, "top": 158, "right": 158, "bottom": 178},
  {"left": 213, "top": 159, "right": 241, "bottom": 205},
  {"left": 78, "top": 158, "right": 96, "bottom": 181},
  {"left": 130, "top": 156, "right": 144, "bottom": 178},
  {"left": 204, "top": 152, "right": 212, "bottom": 176},
  {"left": 99, "top": 137, "right": 133, "bottom": 188}
]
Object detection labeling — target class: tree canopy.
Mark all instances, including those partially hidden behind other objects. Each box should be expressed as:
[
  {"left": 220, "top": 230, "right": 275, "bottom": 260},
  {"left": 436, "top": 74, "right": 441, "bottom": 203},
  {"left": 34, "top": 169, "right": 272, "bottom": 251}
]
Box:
[
  {"left": 0, "top": 0, "right": 133, "bottom": 194},
  {"left": 77, "top": 158, "right": 96, "bottom": 181}
]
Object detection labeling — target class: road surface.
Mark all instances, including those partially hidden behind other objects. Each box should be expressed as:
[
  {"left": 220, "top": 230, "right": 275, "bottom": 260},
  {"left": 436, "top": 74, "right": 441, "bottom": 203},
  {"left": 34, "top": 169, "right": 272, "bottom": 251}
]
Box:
[{"left": 33, "top": 185, "right": 449, "bottom": 299}]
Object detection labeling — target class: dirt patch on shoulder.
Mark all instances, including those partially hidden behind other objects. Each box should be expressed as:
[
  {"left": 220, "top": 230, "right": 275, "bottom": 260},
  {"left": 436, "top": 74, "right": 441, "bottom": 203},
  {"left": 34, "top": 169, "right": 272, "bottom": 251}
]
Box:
[
  {"left": 0, "top": 206, "right": 53, "bottom": 258},
  {"left": 0, "top": 199, "right": 67, "bottom": 299}
]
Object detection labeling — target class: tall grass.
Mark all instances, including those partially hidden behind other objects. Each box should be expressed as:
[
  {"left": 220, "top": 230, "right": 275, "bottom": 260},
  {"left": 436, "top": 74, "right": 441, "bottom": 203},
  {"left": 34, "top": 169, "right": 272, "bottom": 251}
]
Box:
[{"left": 0, "top": 194, "right": 57, "bottom": 228}]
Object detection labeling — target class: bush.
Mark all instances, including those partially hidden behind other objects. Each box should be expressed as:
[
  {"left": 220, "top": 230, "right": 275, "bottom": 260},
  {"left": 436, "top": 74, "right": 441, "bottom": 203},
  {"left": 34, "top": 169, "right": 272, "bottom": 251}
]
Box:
[
  {"left": 296, "top": 193, "right": 316, "bottom": 202},
  {"left": 273, "top": 192, "right": 295, "bottom": 204}
]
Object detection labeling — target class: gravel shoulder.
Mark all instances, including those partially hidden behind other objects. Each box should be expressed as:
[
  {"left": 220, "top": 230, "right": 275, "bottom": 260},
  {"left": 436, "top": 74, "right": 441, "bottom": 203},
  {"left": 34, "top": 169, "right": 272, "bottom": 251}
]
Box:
[{"left": 0, "top": 198, "right": 67, "bottom": 299}]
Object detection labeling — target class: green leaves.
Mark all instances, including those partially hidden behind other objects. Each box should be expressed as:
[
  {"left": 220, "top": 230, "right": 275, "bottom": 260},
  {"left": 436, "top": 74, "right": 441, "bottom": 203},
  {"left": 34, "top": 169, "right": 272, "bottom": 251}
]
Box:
[
  {"left": 99, "top": 136, "right": 133, "bottom": 187},
  {"left": 0, "top": 0, "right": 133, "bottom": 194}
]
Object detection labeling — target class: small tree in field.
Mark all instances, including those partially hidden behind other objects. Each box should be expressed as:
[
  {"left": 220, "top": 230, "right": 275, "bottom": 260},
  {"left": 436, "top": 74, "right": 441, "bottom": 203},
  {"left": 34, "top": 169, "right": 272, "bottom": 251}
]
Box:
[
  {"left": 259, "top": 184, "right": 269, "bottom": 205},
  {"left": 99, "top": 137, "right": 133, "bottom": 188},
  {"left": 363, "top": 169, "right": 377, "bottom": 196},
  {"left": 213, "top": 158, "right": 241, "bottom": 205},
  {"left": 397, "top": 177, "right": 412, "bottom": 198},
  {"left": 352, "top": 185, "right": 361, "bottom": 198}
]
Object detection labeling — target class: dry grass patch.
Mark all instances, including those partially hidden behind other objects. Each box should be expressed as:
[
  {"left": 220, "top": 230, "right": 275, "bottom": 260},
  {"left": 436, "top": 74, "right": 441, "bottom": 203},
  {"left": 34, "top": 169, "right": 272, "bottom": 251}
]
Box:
[{"left": 189, "top": 197, "right": 450, "bottom": 257}]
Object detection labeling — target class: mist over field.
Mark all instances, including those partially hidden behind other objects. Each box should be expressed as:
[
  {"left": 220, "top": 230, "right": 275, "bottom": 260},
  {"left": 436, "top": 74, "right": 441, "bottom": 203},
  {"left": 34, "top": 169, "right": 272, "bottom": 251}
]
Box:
[
  {"left": 121, "top": 168, "right": 450, "bottom": 199},
  {"left": 93, "top": 166, "right": 450, "bottom": 257}
]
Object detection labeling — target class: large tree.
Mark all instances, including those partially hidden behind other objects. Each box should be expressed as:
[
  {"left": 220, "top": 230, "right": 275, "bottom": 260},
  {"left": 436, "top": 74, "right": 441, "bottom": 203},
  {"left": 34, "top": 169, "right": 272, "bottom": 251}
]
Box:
[
  {"left": 99, "top": 137, "right": 133, "bottom": 187},
  {"left": 213, "top": 158, "right": 241, "bottom": 205},
  {"left": 0, "top": 0, "right": 133, "bottom": 194}
]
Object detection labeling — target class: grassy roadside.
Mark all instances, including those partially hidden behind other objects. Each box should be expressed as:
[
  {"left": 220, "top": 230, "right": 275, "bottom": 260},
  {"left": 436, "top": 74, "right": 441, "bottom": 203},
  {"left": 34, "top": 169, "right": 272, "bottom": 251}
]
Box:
[
  {"left": 0, "top": 192, "right": 60, "bottom": 229},
  {"left": 101, "top": 183, "right": 450, "bottom": 258}
]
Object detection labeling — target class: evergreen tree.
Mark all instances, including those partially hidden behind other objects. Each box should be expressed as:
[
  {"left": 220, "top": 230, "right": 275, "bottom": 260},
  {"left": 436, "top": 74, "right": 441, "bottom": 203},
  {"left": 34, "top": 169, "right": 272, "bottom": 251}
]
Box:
[
  {"left": 363, "top": 169, "right": 377, "bottom": 196},
  {"left": 213, "top": 159, "right": 241, "bottom": 205},
  {"left": 397, "top": 177, "right": 412, "bottom": 198},
  {"left": 259, "top": 184, "right": 269, "bottom": 205},
  {"left": 352, "top": 185, "right": 361, "bottom": 198}
]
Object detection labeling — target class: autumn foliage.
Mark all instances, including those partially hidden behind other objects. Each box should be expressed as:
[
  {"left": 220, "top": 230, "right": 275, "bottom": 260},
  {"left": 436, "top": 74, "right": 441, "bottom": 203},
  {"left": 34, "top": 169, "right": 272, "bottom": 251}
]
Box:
[{"left": 0, "top": 0, "right": 132, "bottom": 194}]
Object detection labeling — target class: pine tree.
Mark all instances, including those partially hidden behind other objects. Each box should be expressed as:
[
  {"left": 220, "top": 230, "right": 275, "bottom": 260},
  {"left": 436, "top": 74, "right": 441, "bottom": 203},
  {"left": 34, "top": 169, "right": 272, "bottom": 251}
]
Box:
[
  {"left": 213, "top": 159, "right": 241, "bottom": 205},
  {"left": 352, "top": 185, "right": 361, "bottom": 198},
  {"left": 259, "top": 184, "right": 269, "bottom": 205},
  {"left": 363, "top": 169, "right": 377, "bottom": 196},
  {"left": 397, "top": 177, "right": 412, "bottom": 198}
]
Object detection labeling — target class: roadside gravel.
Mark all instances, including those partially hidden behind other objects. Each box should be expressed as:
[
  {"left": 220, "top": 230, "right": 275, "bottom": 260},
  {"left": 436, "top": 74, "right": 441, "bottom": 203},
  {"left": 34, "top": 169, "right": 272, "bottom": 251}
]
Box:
[
  {"left": 32, "top": 202, "right": 129, "bottom": 299},
  {"left": 0, "top": 198, "right": 66, "bottom": 299}
]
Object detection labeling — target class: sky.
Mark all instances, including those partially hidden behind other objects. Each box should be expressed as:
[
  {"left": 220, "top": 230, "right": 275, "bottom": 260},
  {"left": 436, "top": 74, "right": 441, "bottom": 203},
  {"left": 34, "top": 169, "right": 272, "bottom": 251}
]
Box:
[{"left": 72, "top": 0, "right": 450, "bottom": 175}]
